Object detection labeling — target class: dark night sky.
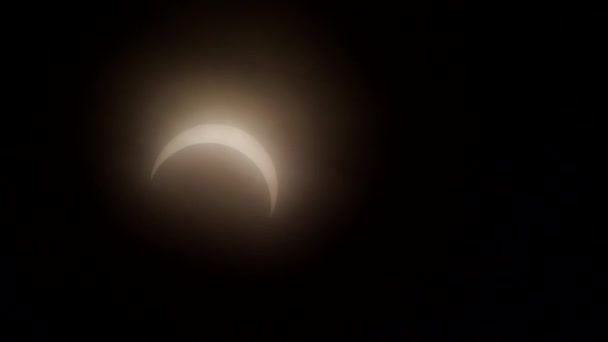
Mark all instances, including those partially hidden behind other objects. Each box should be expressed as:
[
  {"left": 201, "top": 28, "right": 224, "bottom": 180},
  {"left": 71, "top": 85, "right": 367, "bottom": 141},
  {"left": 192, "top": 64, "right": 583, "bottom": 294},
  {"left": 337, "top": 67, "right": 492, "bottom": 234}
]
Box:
[{"left": 8, "top": 2, "right": 603, "bottom": 340}]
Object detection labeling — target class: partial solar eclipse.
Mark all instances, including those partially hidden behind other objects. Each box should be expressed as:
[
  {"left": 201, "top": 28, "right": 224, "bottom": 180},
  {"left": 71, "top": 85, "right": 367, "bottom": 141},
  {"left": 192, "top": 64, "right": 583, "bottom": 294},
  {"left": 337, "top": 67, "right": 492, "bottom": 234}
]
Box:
[{"left": 151, "top": 124, "right": 278, "bottom": 215}]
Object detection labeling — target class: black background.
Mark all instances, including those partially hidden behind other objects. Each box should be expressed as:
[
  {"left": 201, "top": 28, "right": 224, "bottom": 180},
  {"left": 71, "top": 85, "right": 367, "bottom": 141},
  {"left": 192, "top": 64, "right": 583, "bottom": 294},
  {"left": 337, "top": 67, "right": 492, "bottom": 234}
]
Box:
[{"left": 9, "top": 2, "right": 603, "bottom": 340}]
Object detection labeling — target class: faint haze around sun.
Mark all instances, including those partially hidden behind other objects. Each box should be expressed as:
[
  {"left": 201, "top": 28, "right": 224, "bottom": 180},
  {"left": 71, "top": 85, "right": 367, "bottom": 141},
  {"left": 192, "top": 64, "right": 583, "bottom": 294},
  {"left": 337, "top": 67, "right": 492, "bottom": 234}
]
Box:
[{"left": 85, "top": 4, "right": 379, "bottom": 265}]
